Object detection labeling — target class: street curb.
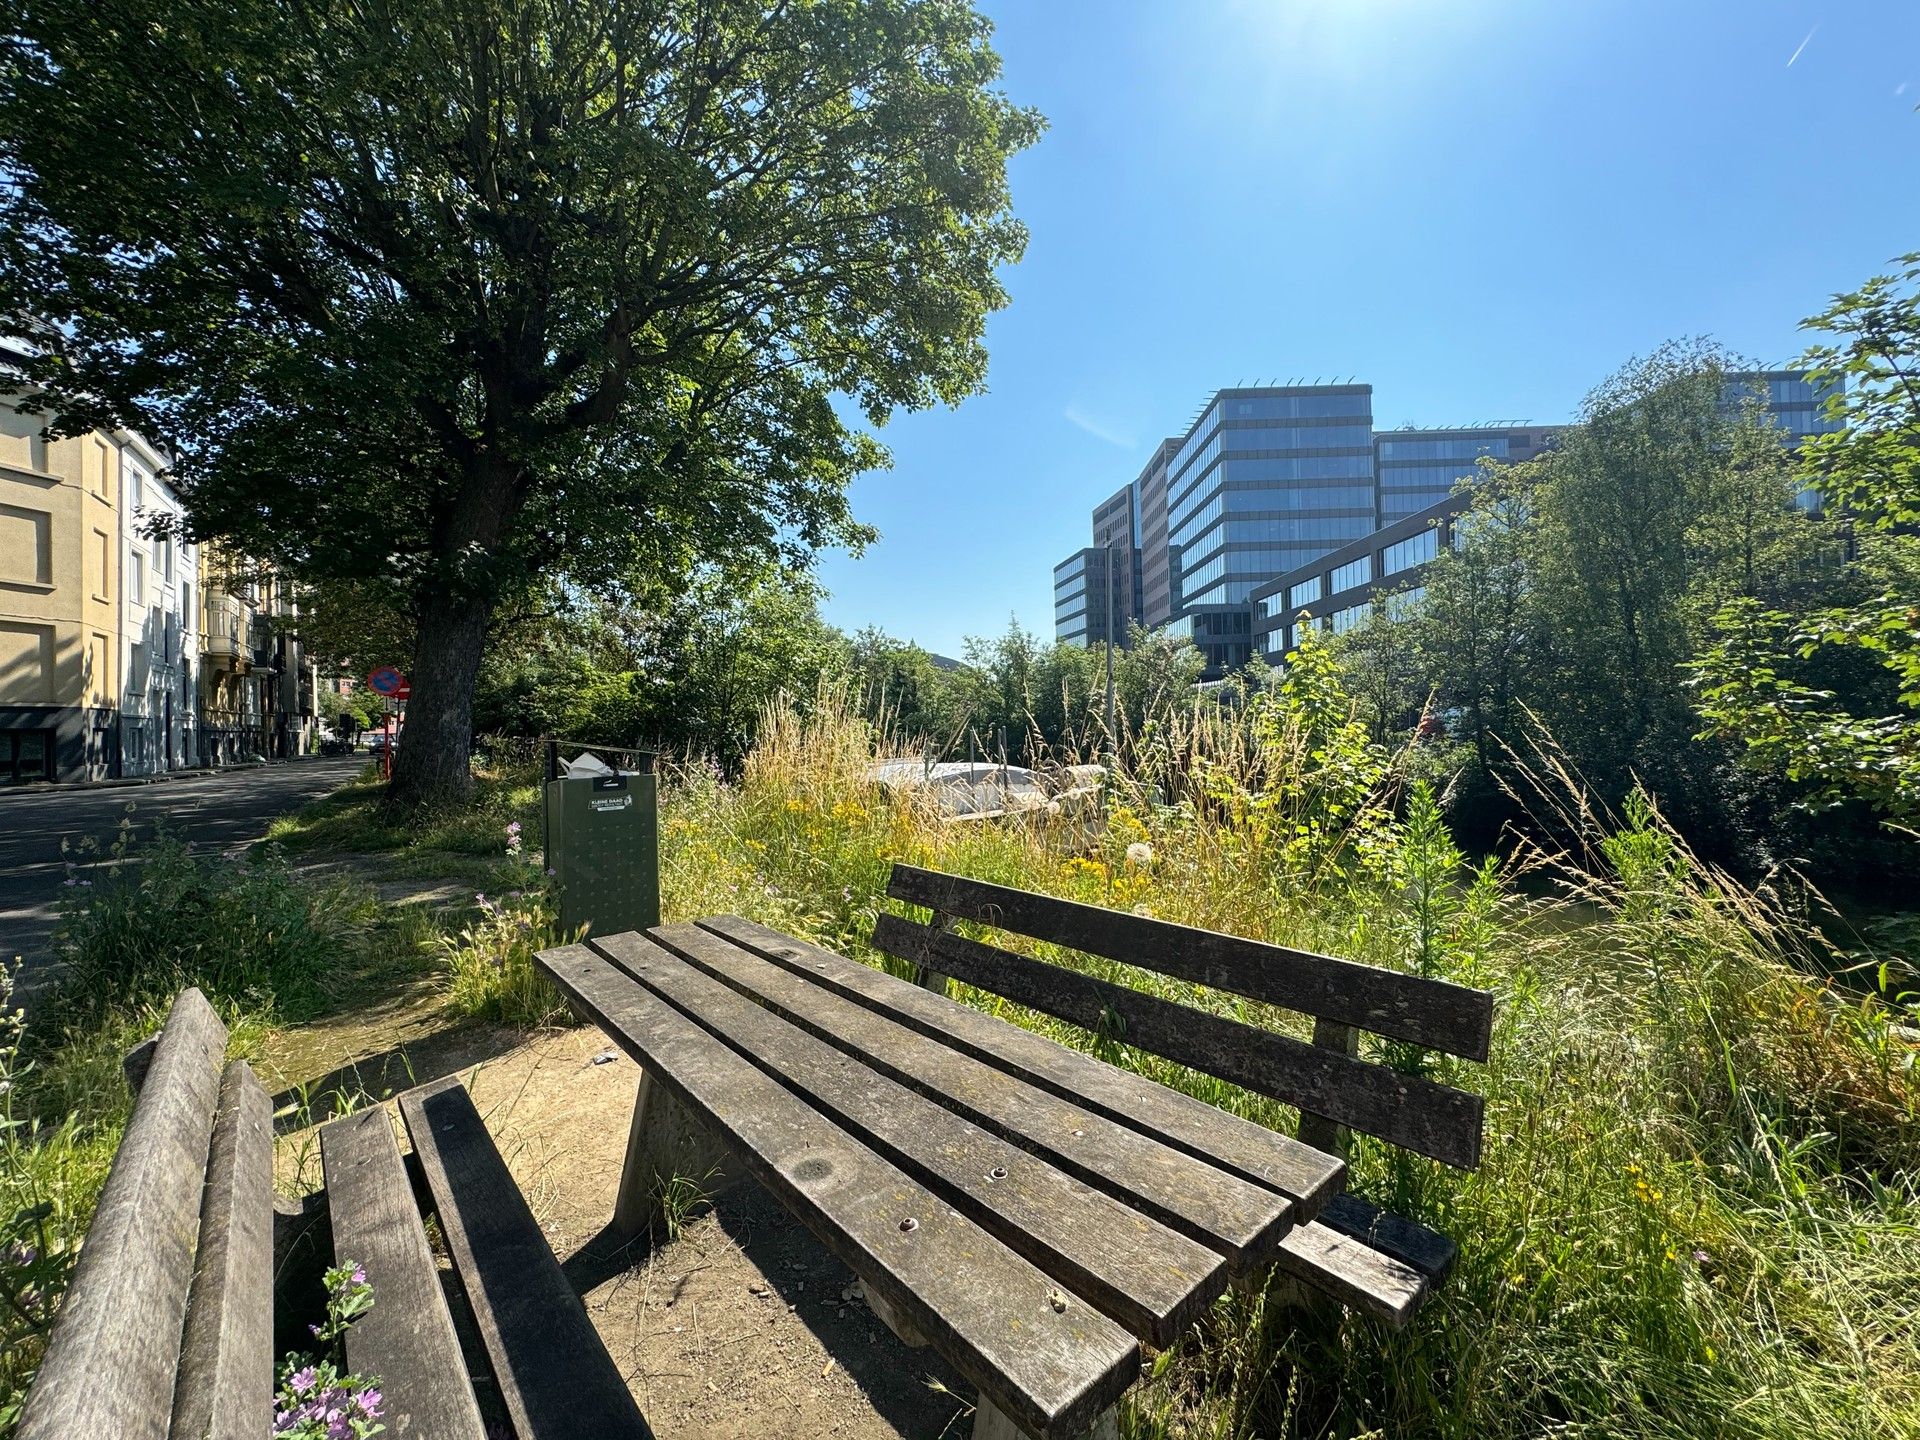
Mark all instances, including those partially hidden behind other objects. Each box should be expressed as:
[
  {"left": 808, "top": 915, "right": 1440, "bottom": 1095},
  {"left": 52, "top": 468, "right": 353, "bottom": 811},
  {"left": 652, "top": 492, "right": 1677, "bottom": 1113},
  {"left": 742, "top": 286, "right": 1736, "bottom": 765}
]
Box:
[{"left": 0, "top": 755, "right": 350, "bottom": 800}]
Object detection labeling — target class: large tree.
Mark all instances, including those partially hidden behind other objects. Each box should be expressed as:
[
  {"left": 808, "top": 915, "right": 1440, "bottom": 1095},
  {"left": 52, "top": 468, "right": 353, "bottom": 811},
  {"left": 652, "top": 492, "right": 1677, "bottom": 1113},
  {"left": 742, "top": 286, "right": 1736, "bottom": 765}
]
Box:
[{"left": 0, "top": 0, "right": 1039, "bottom": 804}]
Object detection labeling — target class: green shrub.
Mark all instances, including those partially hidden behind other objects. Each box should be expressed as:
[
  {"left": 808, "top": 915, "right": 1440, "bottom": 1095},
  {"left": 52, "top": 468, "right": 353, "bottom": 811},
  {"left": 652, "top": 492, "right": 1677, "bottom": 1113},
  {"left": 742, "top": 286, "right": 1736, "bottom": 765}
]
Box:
[
  {"left": 54, "top": 826, "right": 375, "bottom": 1020},
  {"left": 438, "top": 824, "right": 569, "bottom": 1028}
]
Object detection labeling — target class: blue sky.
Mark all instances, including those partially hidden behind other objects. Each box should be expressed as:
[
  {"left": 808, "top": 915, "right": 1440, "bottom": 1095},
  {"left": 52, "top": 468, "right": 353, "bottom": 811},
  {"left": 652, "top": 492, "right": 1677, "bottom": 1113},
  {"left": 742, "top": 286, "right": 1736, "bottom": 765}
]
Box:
[{"left": 813, "top": 1, "right": 1920, "bottom": 658}]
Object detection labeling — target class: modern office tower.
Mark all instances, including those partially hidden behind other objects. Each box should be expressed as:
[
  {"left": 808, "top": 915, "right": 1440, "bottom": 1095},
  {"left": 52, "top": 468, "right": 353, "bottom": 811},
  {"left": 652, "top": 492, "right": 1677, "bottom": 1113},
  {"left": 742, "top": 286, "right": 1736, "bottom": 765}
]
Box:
[
  {"left": 1165, "top": 385, "right": 1376, "bottom": 613},
  {"left": 1091, "top": 481, "right": 1143, "bottom": 632},
  {"left": 1057, "top": 368, "right": 1839, "bottom": 682},
  {"left": 1052, "top": 546, "right": 1114, "bottom": 648},
  {"left": 1136, "top": 439, "right": 1181, "bottom": 626},
  {"left": 1722, "top": 369, "right": 1843, "bottom": 510},
  {"left": 1374, "top": 425, "right": 1561, "bottom": 522}
]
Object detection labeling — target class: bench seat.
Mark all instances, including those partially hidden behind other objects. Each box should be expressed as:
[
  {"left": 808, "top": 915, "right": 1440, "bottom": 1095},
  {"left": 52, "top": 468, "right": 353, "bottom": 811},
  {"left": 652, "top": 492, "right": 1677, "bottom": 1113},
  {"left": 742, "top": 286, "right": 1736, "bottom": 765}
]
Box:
[{"left": 18, "top": 988, "right": 647, "bottom": 1440}]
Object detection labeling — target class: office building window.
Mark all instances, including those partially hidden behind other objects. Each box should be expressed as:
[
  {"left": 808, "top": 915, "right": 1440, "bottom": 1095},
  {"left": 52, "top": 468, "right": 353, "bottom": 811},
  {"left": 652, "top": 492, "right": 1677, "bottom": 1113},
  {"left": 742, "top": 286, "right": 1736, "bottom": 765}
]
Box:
[
  {"left": 1329, "top": 602, "right": 1372, "bottom": 635},
  {"left": 1382, "top": 529, "right": 1439, "bottom": 576},
  {"left": 1329, "top": 555, "right": 1371, "bottom": 594},
  {"left": 1288, "top": 575, "right": 1322, "bottom": 609}
]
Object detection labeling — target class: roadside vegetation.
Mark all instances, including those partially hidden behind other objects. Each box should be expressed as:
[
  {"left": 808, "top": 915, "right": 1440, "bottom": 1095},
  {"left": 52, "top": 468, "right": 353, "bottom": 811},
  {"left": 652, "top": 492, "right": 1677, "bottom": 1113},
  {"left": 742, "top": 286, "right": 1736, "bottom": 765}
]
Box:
[
  {"left": 4, "top": 641, "right": 1916, "bottom": 1437},
  {"left": 655, "top": 671, "right": 1918, "bottom": 1440}
]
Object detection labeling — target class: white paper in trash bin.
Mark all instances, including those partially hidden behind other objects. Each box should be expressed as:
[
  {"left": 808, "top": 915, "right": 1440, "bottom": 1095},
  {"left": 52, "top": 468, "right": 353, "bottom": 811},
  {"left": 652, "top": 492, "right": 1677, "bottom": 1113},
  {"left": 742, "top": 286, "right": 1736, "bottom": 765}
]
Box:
[{"left": 564, "top": 751, "right": 616, "bottom": 779}]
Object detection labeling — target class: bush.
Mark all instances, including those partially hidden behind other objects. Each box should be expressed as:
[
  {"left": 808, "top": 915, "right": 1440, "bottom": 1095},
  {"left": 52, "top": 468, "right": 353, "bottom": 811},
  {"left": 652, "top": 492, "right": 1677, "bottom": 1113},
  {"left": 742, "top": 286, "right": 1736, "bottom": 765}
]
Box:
[
  {"left": 438, "top": 822, "right": 568, "bottom": 1028},
  {"left": 53, "top": 824, "right": 375, "bottom": 1020}
]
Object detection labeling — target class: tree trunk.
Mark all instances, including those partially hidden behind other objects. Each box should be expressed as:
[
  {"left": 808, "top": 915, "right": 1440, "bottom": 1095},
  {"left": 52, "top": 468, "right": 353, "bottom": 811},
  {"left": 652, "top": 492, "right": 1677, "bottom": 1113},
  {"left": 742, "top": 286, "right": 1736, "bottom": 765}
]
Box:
[{"left": 389, "top": 589, "right": 493, "bottom": 808}]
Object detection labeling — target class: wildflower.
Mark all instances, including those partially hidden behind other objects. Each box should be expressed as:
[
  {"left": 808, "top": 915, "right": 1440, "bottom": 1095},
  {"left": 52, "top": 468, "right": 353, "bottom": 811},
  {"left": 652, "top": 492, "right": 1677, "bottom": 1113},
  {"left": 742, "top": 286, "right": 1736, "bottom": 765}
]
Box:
[
  {"left": 1124, "top": 841, "right": 1154, "bottom": 868},
  {"left": 1692, "top": 1249, "right": 1711, "bottom": 1265},
  {"left": 7, "top": 1241, "right": 36, "bottom": 1267},
  {"left": 288, "top": 1366, "right": 319, "bottom": 1395}
]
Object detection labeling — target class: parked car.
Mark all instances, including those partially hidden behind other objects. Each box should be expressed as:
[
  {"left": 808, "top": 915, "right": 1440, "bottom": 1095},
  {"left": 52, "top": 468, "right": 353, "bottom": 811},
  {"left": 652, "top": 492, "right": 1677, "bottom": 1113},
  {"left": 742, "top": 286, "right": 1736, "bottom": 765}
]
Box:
[
  {"left": 365, "top": 730, "right": 400, "bottom": 758},
  {"left": 866, "top": 760, "right": 1104, "bottom": 823}
]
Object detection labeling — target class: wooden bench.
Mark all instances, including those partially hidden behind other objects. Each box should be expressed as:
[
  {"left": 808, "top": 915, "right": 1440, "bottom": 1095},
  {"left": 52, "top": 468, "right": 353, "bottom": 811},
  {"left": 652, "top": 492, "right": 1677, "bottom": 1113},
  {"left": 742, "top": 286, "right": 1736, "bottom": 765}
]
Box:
[
  {"left": 16, "top": 988, "right": 650, "bottom": 1440},
  {"left": 871, "top": 864, "right": 1495, "bottom": 1325},
  {"left": 533, "top": 913, "right": 1382, "bottom": 1440}
]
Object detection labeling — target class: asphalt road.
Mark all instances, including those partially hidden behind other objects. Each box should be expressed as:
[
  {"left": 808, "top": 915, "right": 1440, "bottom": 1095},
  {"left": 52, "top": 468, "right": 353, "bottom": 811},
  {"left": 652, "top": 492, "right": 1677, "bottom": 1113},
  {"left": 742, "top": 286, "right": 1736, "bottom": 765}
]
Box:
[{"left": 0, "top": 757, "right": 364, "bottom": 993}]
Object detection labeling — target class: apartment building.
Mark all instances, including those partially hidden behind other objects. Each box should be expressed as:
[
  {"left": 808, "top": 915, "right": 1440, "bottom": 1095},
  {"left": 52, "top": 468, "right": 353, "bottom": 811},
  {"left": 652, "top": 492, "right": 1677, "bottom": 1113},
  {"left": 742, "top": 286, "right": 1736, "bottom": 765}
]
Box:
[
  {"left": 0, "top": 371, "right": 126, "bottom": 783},
  {"left": 2, "top": 344, "right": 312, "bottom": 782},
  {"left": 198, "top": 549, "right": 315, "bottom": 764},
  {"left": 117, "top": 433, "right": 199, "bottom": 774}
]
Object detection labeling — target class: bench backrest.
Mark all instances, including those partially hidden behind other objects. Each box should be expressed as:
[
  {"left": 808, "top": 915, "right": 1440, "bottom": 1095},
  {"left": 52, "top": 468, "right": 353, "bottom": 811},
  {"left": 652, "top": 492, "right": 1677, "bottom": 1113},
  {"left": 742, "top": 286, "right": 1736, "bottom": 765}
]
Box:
[
  {"left": 19, "top": 988, "right": 274, "bottom": 1440},
  {"left": 873, "top": 865, "right": 1494, "bottom": 1170}
]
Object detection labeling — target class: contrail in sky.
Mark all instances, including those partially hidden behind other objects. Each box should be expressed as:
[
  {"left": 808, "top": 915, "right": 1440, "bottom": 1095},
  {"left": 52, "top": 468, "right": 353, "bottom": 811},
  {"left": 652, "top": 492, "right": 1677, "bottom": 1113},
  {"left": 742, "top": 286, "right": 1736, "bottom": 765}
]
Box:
[{"left": 1787, "top": 25, "right": 1817, "bottom": 67}]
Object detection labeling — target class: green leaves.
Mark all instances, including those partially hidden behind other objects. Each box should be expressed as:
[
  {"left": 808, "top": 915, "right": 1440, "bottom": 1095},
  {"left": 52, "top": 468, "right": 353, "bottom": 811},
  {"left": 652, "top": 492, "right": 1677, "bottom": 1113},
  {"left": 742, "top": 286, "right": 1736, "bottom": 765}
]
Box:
[
  {"left": 0, "top": 0, "right": 1038, "bottom": 801},
  {"left": 1691, "top": 260, "right": 1920, "bottom": 823}
]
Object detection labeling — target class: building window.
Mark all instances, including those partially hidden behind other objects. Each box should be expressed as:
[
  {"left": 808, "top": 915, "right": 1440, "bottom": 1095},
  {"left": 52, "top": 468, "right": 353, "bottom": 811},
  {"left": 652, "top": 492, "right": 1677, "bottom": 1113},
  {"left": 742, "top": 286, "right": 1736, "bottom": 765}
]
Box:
[
  {"left": 1330, "top": 555, "right": 1372, "bottom": 594},
  {"left": 1288, "top": 575, "right": 1322, "bottom": 609},
  {"left": 130, "top": 549, "right": 144, "bottom": 604},
  {"left": 0, "top": 730, "right": 54, "bottom": 785},
  {"left": 1382, "top": 528, "right": 1439, "bottom": 576},
  {"left": 93, "top": 529, "right": 111, "bottom": 601},
  {"left": 1329, "top": 602, "right": 1372, "bottom": 635}
]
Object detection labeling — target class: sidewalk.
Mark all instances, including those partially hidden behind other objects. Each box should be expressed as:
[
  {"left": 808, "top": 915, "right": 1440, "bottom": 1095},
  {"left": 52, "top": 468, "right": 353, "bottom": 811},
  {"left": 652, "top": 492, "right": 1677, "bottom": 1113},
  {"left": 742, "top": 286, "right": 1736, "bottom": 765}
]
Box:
[{"left": 0, "top": 754, "right": 332, "bottom": 799}]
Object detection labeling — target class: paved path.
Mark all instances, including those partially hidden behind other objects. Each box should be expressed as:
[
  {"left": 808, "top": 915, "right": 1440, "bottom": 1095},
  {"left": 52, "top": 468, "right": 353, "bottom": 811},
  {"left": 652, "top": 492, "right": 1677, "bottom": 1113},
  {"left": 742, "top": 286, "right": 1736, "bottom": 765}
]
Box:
[{"left": 0, "top": 757, "right": 364, "bottom": 991}]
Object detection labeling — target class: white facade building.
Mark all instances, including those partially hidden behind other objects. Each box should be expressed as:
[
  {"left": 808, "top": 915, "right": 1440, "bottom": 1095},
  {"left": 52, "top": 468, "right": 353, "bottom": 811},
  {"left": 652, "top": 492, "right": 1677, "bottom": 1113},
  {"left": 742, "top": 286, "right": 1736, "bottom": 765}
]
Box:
[{"left": 117, "top": 434, "right": 197, "bottom": 773}]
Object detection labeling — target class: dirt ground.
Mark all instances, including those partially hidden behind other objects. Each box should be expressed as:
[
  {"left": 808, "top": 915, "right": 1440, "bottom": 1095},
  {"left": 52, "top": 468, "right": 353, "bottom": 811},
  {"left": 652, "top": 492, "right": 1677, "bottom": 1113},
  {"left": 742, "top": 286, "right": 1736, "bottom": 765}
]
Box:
[{"left": 274, "top": 1021, "right": 976, "bottom": 1439}]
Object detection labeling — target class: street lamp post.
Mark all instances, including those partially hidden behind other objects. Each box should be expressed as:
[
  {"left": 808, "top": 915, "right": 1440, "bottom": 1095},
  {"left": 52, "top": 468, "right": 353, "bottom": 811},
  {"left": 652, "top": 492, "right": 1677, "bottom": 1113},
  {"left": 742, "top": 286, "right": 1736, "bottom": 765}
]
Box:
[{"left": 1104, "top": 544, "right": 1117, "bottom": 766}]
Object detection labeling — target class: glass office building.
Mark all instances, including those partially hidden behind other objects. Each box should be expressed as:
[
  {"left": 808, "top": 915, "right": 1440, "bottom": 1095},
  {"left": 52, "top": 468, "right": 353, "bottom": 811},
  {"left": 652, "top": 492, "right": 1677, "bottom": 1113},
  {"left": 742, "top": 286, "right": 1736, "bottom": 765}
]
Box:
[
  {"left": 1374, "top": 425, "right": 1561, "bottom": 521},
  {"left": 1164, "top": 385, "right": 1376, "bottom": 622},
  {"left": 1057, "top": 369, "right": 1839, "bottom": 677},
  {"left": 1052, "top": 547, "right": 1114, "bottom": 648}
]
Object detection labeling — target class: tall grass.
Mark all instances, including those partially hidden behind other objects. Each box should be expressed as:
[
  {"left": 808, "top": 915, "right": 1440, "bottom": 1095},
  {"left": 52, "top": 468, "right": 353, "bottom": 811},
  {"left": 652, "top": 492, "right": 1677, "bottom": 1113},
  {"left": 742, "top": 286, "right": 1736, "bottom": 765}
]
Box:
[{"left": 659, "top": 660, "right": 1919, "bottom": 1440}]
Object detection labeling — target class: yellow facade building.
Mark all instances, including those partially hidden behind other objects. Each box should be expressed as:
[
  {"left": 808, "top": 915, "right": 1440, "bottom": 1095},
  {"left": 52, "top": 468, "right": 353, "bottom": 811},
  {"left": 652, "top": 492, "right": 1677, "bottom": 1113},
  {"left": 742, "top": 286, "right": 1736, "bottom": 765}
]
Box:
[{"left": 0, "top": 391, "right": 124, "bottom": 783}]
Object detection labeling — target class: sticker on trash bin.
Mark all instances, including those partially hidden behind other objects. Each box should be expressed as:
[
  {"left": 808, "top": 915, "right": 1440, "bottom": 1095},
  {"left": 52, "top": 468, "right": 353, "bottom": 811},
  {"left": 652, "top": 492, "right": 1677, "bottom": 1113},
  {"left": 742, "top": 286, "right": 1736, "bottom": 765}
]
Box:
[{"left": 591, "top": 795, "right": 634, "bottom": 812}]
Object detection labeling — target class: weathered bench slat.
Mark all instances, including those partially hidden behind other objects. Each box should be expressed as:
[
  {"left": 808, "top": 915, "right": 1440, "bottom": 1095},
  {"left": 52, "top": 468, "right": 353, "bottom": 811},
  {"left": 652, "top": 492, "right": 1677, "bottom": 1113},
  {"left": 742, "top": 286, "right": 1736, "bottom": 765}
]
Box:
[
  {"left": 536, "top": 942, "right": 1139, "bottom": 1440},
  {"left": 1272, "top": 1219, "right": 1428, "bottom": 1326},
  {"left": 320, "top": 1108, "right": 488, "bottom": 1440},
  {"left": 887, "top": 865, "right": 1493, "bottom": 1061},
  {"left": 645, "top": 921, "right": 1296, "bottom": 1266},
  {"left": 397, "top": 1080, "right": 653, "bottom": 1439},
  {"left": 170, "top": 1061, "right": 274, "bottom": 1440},
  {"left": 699, "top": 915, "right": 1344, "bottom": 1213},
  {"left": 593, "top": 930, "right": 1227, "bottom": 1347},
  {"left": 873, "top": 915, "right": 1484, "bottom": 1170},
  {"left": 17, "top": 987, "right": 227, "bottom": 1440},
  {"left": 1314, "top": 1192, "right": 1457, "bottom": 1287}
]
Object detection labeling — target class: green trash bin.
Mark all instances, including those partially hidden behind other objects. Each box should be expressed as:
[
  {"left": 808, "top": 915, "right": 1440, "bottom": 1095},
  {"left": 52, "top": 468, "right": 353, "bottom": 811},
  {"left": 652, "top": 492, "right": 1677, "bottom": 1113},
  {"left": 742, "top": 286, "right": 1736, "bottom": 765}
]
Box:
[{"left": 545, "top": 759, "right": 660, "bottom": 941}]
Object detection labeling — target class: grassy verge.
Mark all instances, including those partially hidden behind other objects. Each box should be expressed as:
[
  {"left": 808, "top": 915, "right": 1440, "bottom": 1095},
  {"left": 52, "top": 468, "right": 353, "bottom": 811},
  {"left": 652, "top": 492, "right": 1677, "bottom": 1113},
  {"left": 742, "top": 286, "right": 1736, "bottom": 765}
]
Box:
[
  {"left": 5, "top": 655, "right": 1915, "bottom": 1439},
  {"left": 648, "top": 678, "right": 1918, "bottom": 1439}
]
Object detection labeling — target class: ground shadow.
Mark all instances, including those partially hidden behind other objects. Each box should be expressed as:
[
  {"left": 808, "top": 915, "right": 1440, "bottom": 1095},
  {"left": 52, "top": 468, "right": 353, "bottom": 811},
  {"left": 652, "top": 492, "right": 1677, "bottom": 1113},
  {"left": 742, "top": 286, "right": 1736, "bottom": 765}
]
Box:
[{"left": 269, "top": 1021, "right": 527, "bottom": 1132}]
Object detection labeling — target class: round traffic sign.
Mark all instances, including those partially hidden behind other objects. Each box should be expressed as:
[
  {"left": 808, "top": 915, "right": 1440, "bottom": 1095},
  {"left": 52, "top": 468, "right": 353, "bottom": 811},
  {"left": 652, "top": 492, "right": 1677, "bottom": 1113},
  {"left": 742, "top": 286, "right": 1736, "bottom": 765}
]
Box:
[{"left": 367, "top": 665, "right": 406, "bottom": 696}]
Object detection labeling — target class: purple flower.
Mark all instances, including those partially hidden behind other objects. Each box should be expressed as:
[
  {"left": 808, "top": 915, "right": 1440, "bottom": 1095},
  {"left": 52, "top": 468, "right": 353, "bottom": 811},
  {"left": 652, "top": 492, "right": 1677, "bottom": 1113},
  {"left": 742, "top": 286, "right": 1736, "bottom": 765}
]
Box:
[
  {"left": 354, "top": 1387, "right": 383, "bottom": 1417},
  {"left": 8, "top": 1241, "right": 37, "bottom": 1267},
  {"left": 350, "top": 1265, "right": 367, "bottom": 1287},
  {"left": 506, "top": 821, "right": 522, "bottom": 835},
  {"left": 288, "top": 1366, "right": 319, "bottom": 1395}
]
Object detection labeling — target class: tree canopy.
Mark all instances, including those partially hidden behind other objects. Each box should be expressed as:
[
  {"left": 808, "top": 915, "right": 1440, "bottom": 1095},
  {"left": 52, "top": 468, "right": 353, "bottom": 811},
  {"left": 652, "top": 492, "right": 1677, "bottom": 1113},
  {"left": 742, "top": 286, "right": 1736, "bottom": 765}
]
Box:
[
  {"left": 1694, "top": 258, "right": 1920, "bottom": 823},
  {"left": 0, "top": 0, "right": 1041, "bottom": 804}
]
